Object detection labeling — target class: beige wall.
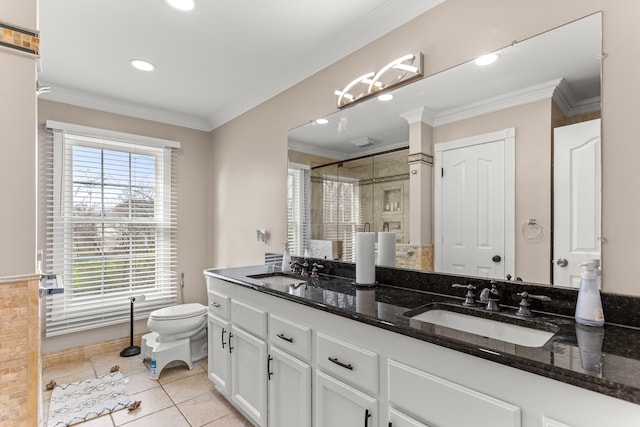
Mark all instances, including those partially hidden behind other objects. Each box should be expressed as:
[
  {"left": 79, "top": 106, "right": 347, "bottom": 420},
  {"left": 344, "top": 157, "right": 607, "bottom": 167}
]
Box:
[
  {"left": 0, "top": 0, "right": 38, "bottom": 277},
  {"left": 38, "top": 100, "right": 212, "bottom": 353},
  {"left": 210, "top": 0, "right": 640, "bottom": 296}
]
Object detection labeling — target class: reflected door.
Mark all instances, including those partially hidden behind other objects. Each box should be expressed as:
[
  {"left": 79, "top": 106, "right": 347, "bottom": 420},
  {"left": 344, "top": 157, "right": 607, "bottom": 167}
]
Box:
[
  {"left": 435, "top": 129, "right": 515, "bottom": 280},
  {"left": 553, "top": 119, "right": 601, "bottom": 287}
]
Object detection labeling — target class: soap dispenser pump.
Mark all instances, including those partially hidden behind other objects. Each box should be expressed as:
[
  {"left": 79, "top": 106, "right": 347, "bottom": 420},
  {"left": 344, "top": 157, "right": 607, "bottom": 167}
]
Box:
[
  {"left": 281, "top": 244, "right": 292, "bottom": 272},
  {"left": 575, "top": 260, "right": 604, "bottom": 327}
]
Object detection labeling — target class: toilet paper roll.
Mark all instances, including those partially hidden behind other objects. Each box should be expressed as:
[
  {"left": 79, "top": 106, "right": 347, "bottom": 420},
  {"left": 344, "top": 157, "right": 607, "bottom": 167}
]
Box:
[
  {"left": 377, "top": 232, "right": 396, "bottom": 267},
  {"left": 355, "top": 232, "right": 376, "bottom": 285}
]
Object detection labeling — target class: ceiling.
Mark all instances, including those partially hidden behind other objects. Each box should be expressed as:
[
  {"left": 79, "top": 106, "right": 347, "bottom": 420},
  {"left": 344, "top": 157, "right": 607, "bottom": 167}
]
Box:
[{"left": 37, "top": 0, "right": 444, "bottom": 132}]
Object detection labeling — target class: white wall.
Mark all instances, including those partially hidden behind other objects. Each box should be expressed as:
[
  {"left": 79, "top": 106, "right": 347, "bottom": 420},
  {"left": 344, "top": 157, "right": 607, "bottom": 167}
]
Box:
[{"left": 209, "top": 0, "right": 640, "bottom": 296}]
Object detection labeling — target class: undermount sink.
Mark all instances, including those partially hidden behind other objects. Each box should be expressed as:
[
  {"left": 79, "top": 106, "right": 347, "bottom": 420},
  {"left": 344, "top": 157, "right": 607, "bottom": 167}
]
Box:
[
  {"left": 248, "top": 273, "right": 308, "bottom": 292},
  {"left": 407, "top": 305, "right": 556, "bottom": 348}
]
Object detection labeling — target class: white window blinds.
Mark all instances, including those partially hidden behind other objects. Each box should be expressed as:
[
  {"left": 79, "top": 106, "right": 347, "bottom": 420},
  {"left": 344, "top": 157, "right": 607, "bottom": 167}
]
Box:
[
  {"left": 287, "top": 163, "right": 310, "bottom": 257},
  {"left": 41, "top": 121, "right": 180, "bottom": 337}
]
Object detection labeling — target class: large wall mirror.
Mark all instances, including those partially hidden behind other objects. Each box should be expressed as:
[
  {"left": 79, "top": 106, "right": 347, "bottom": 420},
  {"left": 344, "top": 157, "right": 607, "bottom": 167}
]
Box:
[{"left": 287, "top": 13, "right": 602, "bottom": 287}]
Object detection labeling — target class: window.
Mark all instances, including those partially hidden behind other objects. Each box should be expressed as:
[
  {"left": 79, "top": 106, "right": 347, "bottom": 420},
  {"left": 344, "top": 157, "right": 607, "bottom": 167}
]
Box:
[
  {"left": 287, "top": 163, "right": 310, "bottom": 257},
  {"left": 321, "top": 178, "right": 360, "bottom": 262},
  {"left": 41, "top": 121, "right": 179, "bottom": 337}
]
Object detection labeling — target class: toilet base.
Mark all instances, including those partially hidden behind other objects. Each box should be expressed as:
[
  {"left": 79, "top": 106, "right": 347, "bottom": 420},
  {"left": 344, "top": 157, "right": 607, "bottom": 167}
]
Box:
[{"left": 140, "top": 331, "right": 207, "bottom": 380}]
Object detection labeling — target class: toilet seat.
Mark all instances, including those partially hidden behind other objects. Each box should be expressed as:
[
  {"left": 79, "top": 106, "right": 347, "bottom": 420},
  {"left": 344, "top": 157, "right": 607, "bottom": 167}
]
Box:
[{"left": 149, "top": 303, "right": 207, "bottom": 321}]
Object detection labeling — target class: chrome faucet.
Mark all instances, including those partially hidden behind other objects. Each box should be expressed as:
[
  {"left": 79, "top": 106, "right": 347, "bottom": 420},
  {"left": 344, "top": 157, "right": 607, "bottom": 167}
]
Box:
[
  {"left": 290, "top": 260, "right": 310, "bottom": 276},
  {"left": 310, "top": 263, "right": 324, "bottom": 278},
  {"left": 515, "top": 291, "right": 552, "bottom": 317},
  {"left": 452, "top": 283, "right": 477, "bottom": 306},
  {"left": 479, "top": 280, "right": 501, "bottom": 312}
]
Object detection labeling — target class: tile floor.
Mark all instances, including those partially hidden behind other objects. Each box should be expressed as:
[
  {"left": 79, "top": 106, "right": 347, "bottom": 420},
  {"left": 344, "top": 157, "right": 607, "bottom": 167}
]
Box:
[{"left": 42, "top": 352, "right": 252, "bottom": 427}]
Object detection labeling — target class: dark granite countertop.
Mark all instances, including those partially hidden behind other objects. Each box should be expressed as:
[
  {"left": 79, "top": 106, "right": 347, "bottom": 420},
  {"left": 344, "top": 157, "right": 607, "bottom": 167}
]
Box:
[{"left": 204, "top": 264, "right": 640, "bottom": 405}]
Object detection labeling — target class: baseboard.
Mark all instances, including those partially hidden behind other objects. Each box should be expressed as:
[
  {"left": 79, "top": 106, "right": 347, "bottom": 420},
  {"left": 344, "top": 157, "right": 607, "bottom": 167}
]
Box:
[{"left": 42, "top": 333, "right": 145, "bottom": 369}]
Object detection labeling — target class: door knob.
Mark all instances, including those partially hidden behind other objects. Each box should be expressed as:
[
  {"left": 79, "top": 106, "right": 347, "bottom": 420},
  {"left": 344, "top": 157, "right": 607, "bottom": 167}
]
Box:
[
  {"left": 555, "top": 258, "right": 568, "bottom": 267},
  {"left": 492, "top": 255, "right": 501, "bottom": 263}
]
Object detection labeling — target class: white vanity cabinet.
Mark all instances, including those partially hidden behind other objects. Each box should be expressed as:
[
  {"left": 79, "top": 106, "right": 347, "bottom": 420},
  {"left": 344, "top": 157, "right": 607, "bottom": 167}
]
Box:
[
  {"left": 206, "top": 289, "right": 268, "bottom": 426},
  {"left": 205, "top": 273, "right": 640, "bottom": 427},
  {"left": 267, "top": 313, "right": 312, "bottom": 427},
  {"left": 315, "top": 332, "right": 379, "bottom": 427},
  {"left": 387, "top": 359, "right": 521, "bottom": 427},
  {"left": 316, "top": 370, "right": 378, "bottom": 427}
]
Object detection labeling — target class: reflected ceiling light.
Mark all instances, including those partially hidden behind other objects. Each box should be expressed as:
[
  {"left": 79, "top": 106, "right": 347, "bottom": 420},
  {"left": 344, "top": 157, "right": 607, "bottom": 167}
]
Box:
[
  {"left": 315, "top": 118, "right": 329, "bottom": 125},
  {"left": 165, "top": 0, "right": 196, "bottom": 11},
  {"left": 378, "top": 93, "right": 394, "bottom": 102},
  {"left": 475, "top": 52, "right": 500, "bottom": 66},
  {"left": 130, "top": 59, "right": 155, "bottom": 71},
  {"left": 336, "top": 52, "right": 422, "bottom": 108}
]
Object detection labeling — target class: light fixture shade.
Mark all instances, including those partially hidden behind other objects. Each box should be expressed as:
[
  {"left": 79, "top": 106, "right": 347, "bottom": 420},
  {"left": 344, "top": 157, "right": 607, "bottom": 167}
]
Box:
[
  {"left": 130, "top": 59, "right": 155, "bottom": 71},
  {"left": 165, "top": 0, "right": 196, "bottom": 11},
  {"left": 336, "top": 52, "right": 423, "bottom": 108}
]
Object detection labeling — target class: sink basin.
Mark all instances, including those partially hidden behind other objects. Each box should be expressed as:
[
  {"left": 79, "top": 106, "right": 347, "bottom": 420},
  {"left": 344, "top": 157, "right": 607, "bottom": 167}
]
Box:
[
  {"left": 408, "top": 307, "right": 556, "bottom": 348},
  {"left": 248, "top": 273, "right": 308, "bottom": 292}
]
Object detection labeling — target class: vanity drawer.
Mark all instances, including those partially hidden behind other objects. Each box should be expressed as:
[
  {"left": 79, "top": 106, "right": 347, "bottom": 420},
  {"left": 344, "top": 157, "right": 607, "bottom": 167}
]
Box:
[
  {"left": 231, "top": 299, "right": 267, "bottom": 339},
  {"left": 208, "top": 290, "right": 230, "bottom": 320},
  {"left": 268, "top": 314, "right": 311, "bottom": 362},
  {"left": 388, "top": 359, "right": 521, "bottom": 427},
  {"left": 317, "top": 332, "right": 378, "bottom": 394}
]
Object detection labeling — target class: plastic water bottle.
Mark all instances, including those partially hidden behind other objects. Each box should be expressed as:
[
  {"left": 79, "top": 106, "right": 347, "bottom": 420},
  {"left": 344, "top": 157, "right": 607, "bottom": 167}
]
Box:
[
  {"left": 151, "top": 359, "right": 157, "bottom": 377},
  {"left": 575, "top": 260, "right": 605, "bottom": 327}
]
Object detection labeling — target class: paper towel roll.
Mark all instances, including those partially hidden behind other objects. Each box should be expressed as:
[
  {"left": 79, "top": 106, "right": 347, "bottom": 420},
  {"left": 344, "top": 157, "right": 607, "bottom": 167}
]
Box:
[
  {"left": 377, "top": 232, "right": 396, "bottom": 267},
  {"left": 356, "top": 289, "right": 377, "bottom": 316},
  {"left": 355, "top": 232, "right": 376, "bottom": 285}
]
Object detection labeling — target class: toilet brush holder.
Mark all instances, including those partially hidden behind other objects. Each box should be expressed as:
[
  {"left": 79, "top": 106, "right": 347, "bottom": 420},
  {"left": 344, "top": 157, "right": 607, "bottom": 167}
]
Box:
[{"left": 120, "top": 295, "right": 145, "bottom": 357}]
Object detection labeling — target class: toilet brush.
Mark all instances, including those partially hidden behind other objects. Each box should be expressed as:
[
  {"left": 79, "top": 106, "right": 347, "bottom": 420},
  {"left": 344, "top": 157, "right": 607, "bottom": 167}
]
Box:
[{"left": 120, "top": 295, "right": 145, "bottom": 357}]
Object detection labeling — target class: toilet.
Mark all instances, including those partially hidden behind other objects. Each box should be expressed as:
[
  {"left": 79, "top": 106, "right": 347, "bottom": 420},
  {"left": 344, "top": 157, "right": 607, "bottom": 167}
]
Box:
[{"left": 140, "top": 303, "right": 208, "bottom": 380}]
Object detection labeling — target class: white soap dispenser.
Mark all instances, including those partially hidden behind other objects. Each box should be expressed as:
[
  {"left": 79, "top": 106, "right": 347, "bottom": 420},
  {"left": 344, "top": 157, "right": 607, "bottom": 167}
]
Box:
[
  {"left": 281, "top": 244, "right": 292, "bottom": 272},
  {"left": 575, "top": 260, "right": 604, "bottom": 327}
]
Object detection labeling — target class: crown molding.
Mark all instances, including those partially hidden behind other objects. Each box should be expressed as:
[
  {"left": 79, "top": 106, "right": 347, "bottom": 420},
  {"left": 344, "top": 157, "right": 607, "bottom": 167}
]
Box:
[
  {"left": 552, "top": 78, "right": 601, "bottom": 117},
  {"left": 433, "top": 79, "right": 563, "bottom": 127},
  {"left": 38, "top": 82, "right": 211, "bottom": 131}
]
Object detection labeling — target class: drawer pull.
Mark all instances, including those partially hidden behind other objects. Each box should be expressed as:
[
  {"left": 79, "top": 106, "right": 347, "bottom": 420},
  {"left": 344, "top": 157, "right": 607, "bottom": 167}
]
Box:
[
  {"left": 364, "top": 409, "right": 371, "bottom": 427},
  {"left": 221, "top": 328, "right": 226, "bottom": 349},
  {"left": 228, "top": 333, "right": 234, "bottom": 354},
  {"left": 210, "top": 302, "right": 221, "bottom": 308},
  {"left": 267, "top": 355, "right": 273, "bottom": 380},
  {"left": 276, "top": 333, "right": 294, "bottom": 343},
  {"left": 328, "top": 356, "right": 353, "bottom": 371}
]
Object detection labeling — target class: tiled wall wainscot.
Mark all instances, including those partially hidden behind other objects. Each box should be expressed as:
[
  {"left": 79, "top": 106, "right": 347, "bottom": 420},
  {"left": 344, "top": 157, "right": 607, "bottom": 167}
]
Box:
[{"left": 0, "top": 274, "right": 40, "bottom": 426}]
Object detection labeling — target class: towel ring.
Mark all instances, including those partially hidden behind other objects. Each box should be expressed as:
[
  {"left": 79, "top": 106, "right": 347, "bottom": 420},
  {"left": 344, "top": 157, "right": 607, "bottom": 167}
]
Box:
[{"left": 521, "top": 219, "right": 543, "bottom": 241}]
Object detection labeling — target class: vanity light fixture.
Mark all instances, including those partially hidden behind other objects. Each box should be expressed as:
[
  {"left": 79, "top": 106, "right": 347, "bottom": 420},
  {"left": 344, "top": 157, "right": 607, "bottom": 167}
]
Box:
[
  {"left": 336, "top": 52, "right": 423, "bottom": 108},
  {"left": 165, "top": 0, "right": 196, "bottom": 11},
  {"left": 130, "top": 59, "right": 155, "bottom": 71},
  {"left": 475, "top": 52, "right": 500, "bottom": 66}
]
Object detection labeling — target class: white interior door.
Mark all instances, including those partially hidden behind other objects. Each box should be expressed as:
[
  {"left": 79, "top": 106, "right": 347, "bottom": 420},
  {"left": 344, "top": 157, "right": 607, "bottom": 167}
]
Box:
[
  {"left": 553, "top": 119, "right": 601, "bottom": 287},
  {"left": 435, "top": 129, "right": 515, "bottom": 280}
]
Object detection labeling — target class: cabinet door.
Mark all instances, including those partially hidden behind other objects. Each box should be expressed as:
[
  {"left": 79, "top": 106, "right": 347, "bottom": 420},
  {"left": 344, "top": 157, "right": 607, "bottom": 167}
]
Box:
[
  {"left": 230, "top": 325, "right": 268, "bottom": 426},
  {"left": 268, "top": 346, "right": 311, "bottom": 427},
  {"left": 207, "top": 314, "right": 230, "bottom": 395},
  {"left": 315, "top": 370, "right": 377, "bottom": 427},
  {"left": 389, "top": 408, "right": 431, "bottom": 427}
]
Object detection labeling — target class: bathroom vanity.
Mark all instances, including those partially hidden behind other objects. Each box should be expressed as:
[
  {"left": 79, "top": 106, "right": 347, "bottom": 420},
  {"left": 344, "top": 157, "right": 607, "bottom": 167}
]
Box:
[{"left": 203, "top": 263, "right": 640, "bottom": 427}]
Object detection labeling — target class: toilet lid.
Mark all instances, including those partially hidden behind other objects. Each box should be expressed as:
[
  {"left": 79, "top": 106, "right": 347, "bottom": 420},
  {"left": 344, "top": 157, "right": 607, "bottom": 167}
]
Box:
[{"left": 149, "top": 303, "right": 207, "bottom": 320}]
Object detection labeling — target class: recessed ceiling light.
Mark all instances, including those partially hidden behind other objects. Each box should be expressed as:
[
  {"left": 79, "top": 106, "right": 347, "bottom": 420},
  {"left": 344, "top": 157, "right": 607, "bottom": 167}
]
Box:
[
  {"left": 475, "top": 53, "right": 500, "bottom": 66},
  {"left": 165, "top": 0, "right": 195, "bottom": 11},
  {"left": 130, "top": 59, "right": 155, "bottom": 72},
  {"left": 315, "top": 118, "right": 329, "bottom": 125},
  {"left": 378, "top": 93, "right": 394, "bottom": 102}
]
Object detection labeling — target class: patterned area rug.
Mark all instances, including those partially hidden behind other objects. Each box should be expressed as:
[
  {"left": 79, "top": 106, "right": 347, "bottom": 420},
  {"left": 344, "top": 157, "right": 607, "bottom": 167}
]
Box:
[{"left": 47, "top": 372, "right": 131, "bottom": 427}]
